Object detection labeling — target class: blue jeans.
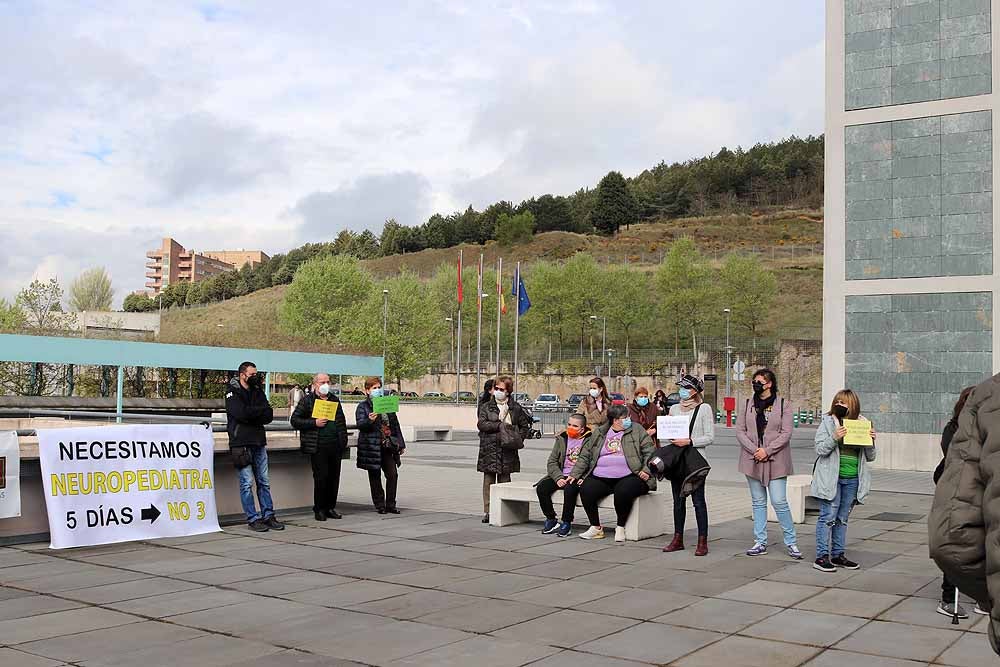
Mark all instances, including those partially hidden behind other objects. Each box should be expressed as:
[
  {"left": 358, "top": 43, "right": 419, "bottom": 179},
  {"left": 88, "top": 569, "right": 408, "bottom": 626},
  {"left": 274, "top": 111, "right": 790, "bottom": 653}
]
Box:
[
  {"left": 816, "top": 477, "right": 859, "bottom": 559},
  {"left": 238, "top": 446, "right": 275, "bottom": 523},
  {"left": 746, "top": 476, "right": 797, "bottom": 547}
]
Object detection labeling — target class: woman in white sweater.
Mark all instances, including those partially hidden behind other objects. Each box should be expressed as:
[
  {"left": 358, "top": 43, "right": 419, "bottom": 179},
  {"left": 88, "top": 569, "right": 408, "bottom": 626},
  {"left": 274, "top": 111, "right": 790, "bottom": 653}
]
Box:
[{"left": 662, "top": 374, "right": 715, "bottom": 556}]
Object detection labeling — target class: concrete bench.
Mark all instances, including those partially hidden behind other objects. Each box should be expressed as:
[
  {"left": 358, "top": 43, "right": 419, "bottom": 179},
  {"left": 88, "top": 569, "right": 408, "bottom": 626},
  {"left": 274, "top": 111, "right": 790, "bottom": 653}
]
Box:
[
  {"left": 489, "top": 480, "right": 666, "bottom": 541},
  {"left": 400, "top": 425, "right": 453, "bottom": 442},
  {"left": 767, "top": 474, "right": 817, "bottom": 524}
]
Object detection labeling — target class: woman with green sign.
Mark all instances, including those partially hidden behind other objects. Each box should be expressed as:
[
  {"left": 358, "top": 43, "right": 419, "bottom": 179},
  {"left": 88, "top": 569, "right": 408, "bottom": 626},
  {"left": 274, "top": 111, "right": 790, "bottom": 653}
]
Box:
[{"left": 356, "top": 377, "right": 406, "bottom": 514}]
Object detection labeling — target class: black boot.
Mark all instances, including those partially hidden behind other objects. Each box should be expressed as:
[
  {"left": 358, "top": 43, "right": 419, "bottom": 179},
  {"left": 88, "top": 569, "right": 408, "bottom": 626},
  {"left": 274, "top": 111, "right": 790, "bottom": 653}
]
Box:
[{"left": 314, "top": 510, "right": 327, "bottom": 522}]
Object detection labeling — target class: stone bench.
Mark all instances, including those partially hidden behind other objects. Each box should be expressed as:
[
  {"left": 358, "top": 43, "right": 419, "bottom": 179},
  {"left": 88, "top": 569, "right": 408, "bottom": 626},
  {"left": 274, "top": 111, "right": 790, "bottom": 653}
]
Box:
[
  {"left": 489, "top": 480, "right": 666, "bottom": 541},
  {"left": 400, "top": 425, "right": 453, "bottom": 442},
  {"left": 767, "top": 474, "right": 817, "bottom": 524}
]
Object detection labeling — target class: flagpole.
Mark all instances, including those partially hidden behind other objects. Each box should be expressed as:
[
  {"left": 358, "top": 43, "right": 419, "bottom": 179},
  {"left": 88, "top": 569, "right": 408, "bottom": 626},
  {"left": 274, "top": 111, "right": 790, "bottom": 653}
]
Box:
[
  {"left": 513, "top": 261, "right": 521, "bottom": 393},
  {"left": 475, "top": 253, "right": 483, "bottom": 400},
  {"left": 456, "top": 249, "right": 463, "bottom": 406},
  {"left": 496, "top": 257, "right": 502, "bottom": 377}
]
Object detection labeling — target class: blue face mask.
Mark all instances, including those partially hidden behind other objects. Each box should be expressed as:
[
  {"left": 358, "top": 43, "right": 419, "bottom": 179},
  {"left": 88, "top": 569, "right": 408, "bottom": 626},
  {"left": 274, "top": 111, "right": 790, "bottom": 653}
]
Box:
[
  {"left": 370, "top": 388, "right": 383, "bottom": 398},
  {"left": 636, "top": 396, "right": 649, "bottom": 407},
  {"left": 679, "top": 388, "right": 692, "bottom": 400},
  {"left": 622, "top": 418, "right": 633, "bottom": 429}
]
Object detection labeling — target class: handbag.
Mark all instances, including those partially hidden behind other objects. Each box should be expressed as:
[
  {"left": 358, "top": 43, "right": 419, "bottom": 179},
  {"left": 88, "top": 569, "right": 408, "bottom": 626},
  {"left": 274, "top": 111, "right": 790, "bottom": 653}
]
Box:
[
  {"left": 231, "top": 446, "right": 253, "bottom": 469},
  {"left": 499, "top": 422, "right": 524, "bottom": 451}
]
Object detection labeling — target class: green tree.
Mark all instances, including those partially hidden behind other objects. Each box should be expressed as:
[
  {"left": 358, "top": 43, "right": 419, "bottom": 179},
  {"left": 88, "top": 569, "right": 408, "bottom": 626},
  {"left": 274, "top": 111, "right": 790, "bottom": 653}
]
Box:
[
  {"left": 654, "top": 238, "right": 719, "bottom": 364},
  {"left": 0, "top": 299, "right": 26, "bottom": 330},
  {"left": 495, "top": 211, "right": 535, "bottom": 246},
  {"left": 278, "top": 255, "right": 374, "bottom": 341},
  {"left": 521, "top": 260, "right": 574, "bottom": 361},
  {"left": 123, "top": 293, "right": 156, "bottom": 312},
  {"left": 591, "top": 171, "right": 638, "bottom": 236},
  {"left": 69, "top": 267, "right": 114, "bottom": 311},
  {"left": 16, "top": 278, "right": 71, "bottom": 330},
  {"left": 719, "top": 252, "right": 777, "bottom": 344},
  {"left": 561, "top": 254, "right": 608, "bottom": 356},
  {"left": 519, "top": 195, "right": 574, "bottom": 233},
  {"left": 605, "top": 267, "right": 654, "bottom": 358}
]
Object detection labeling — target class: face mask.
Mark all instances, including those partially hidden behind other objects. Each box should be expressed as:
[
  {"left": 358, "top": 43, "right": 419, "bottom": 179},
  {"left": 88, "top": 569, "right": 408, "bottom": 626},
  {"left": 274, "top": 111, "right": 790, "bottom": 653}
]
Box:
[
  {"left": 621, "top": 418, "right": 633, "bottom": 429},
  {"left": 246, "top": 373, "right": 261, "bottom": 388},
  {"left": 318, "top": 383, "right": 331, "bottom": 396},
  {"left": 370, "top": 387, "right": 383, "bottom": 397},
  {"left": 679, "top": 388, "right": 693, "bottom": 400},
  {"left": 589, "top": 388, "right": 600, "bottom": 398},
  {"left": 833, "top": 404, "right": 849, "bottom": 420},
  {"left": 493, "top": 389, "right": 507, "bottom": 401},
  {"left": 636, "top": 396, "right": 649, "bottom": 407},
  {"left": 566, "top": 425, "right": 583, "bottom": 439},
  {"left": 752, "top": 381, "right": 766, "bottom": 395}
]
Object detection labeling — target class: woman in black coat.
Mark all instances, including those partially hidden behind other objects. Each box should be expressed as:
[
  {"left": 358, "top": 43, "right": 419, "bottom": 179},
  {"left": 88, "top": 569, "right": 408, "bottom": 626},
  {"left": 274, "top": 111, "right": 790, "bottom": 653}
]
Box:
[
  {"left": 356, "top": 377, "right": 406, "bottom": 514},
  {"left": 477, "top": 375, "right": 532, "bottom": 523}
]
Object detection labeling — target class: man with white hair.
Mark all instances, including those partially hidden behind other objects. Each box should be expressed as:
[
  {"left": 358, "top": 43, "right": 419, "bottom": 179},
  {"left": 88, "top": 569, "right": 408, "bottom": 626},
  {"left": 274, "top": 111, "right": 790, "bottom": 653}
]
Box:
[{"left": 291, "top": 372, "right": 348, "bottom": 520}]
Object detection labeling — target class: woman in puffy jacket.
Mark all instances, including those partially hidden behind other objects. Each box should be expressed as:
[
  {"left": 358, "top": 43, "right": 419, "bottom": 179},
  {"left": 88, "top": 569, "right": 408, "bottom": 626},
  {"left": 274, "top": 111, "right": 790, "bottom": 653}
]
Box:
[{"left": 477, "top": 375, "right": 532, "bottom": 523}]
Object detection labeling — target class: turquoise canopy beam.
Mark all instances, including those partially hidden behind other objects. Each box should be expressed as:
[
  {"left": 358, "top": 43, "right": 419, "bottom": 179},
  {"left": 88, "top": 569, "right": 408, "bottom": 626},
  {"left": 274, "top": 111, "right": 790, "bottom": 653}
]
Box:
[{"left": 0, "top": 334, "right": 383, "bottom": 377}]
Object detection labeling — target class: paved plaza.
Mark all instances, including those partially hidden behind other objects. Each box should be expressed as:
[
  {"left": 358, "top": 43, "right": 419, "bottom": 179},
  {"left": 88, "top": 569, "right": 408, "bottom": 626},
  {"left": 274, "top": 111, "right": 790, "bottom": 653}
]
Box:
[{"left": 0, "top": 431, "right": 994, "bottom": 666}]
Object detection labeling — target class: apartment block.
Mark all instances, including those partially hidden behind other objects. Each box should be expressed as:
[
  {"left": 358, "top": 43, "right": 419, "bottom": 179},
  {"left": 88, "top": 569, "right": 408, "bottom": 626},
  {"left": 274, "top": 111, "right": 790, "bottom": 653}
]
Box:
[
  {"left": 200, "top": 249, "right": 270, "bottom": 270},
  {"left": 144, "top": 237, "right": 266, "bottom": 294}
]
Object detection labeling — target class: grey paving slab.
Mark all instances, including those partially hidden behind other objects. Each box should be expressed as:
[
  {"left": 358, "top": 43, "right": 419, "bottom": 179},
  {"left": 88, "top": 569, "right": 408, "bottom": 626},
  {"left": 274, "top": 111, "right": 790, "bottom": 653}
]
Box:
[
  {"left": 763, "top": 563, "right": 859, "bottom": 586},
  {"left": 307, "top": 532, "right": 401, "bottom": 549},
  {"left": 409, "top": 545, "right": 507, "bottom": 566},
  {"left": 350, "top": 589, "right": 479, "bottom": 620},
  {"left": 840, "top": 570, "right": 937, "bottom": 595},
  {"left": 0, "top": 549, "right": 56, "bottom": 567},
  {"left": 935, "top": 631, "right": 996, "bottom": 665},
  {"left": 343, "top": 538, "right": 451, "bottom": 558},
  {"left": 795, "top": 587, "right": 904, "bottom": 618},
  {"left": 644, "top": 573, "right": 754, "bottom": 598},
  {"left": 742, "top": 608, "right": 868, "bottom": 647},
  {"left": 167, "top": 597, "right": 322, "bottom": 633},
  {"left": 0, "top": 607, "right": 139, "bottom": 645},
  {"left": 0, "top": 586, "right": 37, "bottom": 601},
  {"left": 0, "top": 647, "right": 65, "bottom": 667},
  {"left": 16, "top": 620, "right": 204, "bottom": 663},
  {"left": 164, "top": 535, "right": 268, "bottom": 555},
  {"left": 333, "top": 556, "right": 437, "bottom": 579},
  {"left": 573, "top": 545, "right": 656, "bottom": 564},
  {"left": 578, "top": 588, "right": 703, "bottom": 620},
  {"left": 438, "top": 571, "right": 551, "bottom": 596},
  {"left": 524, "top": 650, "right": 649, "bottom": 667},
  {"left": 239, "top": 650, "right": 367, "bottom": 667},
  {"left": 244, "top": 609, "right": 396, "bottom": 648},
  {"left": 518, "top": 539, "right": 616, "bottom": 557},
  {"left": 510, "top": 558, "right": 608, "bottom": 580},
  {"left": 834, "top": 619, "right": 964, "bottom": 661},
  {"left": 174, "top": 562, "right": 298, "bottom": 585},
  {"left": 60, "top": 576, "right": 205, "bottom": 604},
  {"left": 493, "top": 608, "right": 639, "bottom": 648},
  {"left": 674, "top": 635, "right": 822, "bottom": 667},
  {"left": 14, "top": 566, "right": 152, "bottom": 594},
  {"left": 504, "top": 580, "right": 629, "bottom": 608},
  {"left": 457, "top": 551, "right": 559, "bottom": 571},
  {"left": 229, "top": 570, "right": 357, "bottom": 595},
  {"left": 877, "top": 595, "right": 978, "bottom": 628},
  {"left": 127, "top": 554, "right": 253, "bottom": 576},
  {"left": 80, "top": 634, "right": 285, "bottom": 667},
  {"left": 969, "top": 613, "right": 989, "bottom": 633},
  {"left": 304, "top": 619, "right": 474, "bottom": 664},
  {"left": 286, "top": 580, "right": 418, "bottom": 608},
  {"left": 802, "top": 648, "right": 930, "bottom": 667},
  {"left": 414, "top": 529, "right": 506, "bottom": 545},
  {"left": 716, "top": 580, "right": 825, "bottom": 607},
  {"left": 705, "top": 555, "right": 792, "bottom": 579},
  {"left": 415, "top": 598, "right": 556, "bottom": 633},
  {"left": 386, "top": 635, "right": 560, "bottom": 666},
  {"left": 105, "top": 586, "right": 255, "bottom": 617},
  {"left": 255, "top": 545, "right": 373, "bottom": 569},
  {"left": 0, "top": 594, "right": 83, "bottom": 622},
  {"left": 574, "top": 621, "right": 723, "bottom": 664},
  {"left": 467, "top": 533, "right": 559, "bottom": 551},
  {"left": 654, "top": 598, "right": 782, "bottom": 634},
  {"left": 378, "top": 564, "right": 486, "bottom": 588},
  {"left": 573, "top": 564, "right": 667, "bottom": 588},
  {"left": 0, "top": 559, "right": 97, "bottom": 583}
]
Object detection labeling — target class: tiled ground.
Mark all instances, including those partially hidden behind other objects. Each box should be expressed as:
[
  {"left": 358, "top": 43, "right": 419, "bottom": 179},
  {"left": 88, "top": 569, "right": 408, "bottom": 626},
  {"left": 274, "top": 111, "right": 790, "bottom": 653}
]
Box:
[{"left": 0, "top": 490, "right": 993, "bottom": 666}]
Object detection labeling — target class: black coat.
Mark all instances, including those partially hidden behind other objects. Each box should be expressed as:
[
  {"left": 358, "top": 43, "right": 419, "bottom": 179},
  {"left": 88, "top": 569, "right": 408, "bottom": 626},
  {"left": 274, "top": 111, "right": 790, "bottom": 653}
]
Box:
[
  {"left": 225, "top": 377, "right": 273, "bottom": 448},
  {"left": 647, "top": 444, "right": 710, "bottom": 496},
  {"left": 933, "top": 419, "right": 959, "bottom": 484},
  {"left": 356, "top": 398, "right": 405, "bottom": 471},
  {"left": 477, "top": 399, "right": 532, "bottom": 475},
  {"left": 290, "top": 393, "right": 348, "bottom": 454}
]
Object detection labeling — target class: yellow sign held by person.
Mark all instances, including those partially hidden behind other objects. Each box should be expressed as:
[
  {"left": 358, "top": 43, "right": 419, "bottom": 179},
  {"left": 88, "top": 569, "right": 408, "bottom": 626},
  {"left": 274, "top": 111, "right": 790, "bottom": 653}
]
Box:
[
  {"left": 311, "top": 400, "right": 340, "bottom": 421},
  {"left": 843, "top": 418, "right": 874, "bottom": 446}
]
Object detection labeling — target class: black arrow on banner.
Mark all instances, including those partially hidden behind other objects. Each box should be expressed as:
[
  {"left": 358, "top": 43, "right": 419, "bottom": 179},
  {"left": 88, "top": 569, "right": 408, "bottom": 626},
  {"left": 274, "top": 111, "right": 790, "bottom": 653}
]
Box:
[{"left": 141, "top": 504, "right": 161, "bottom": 524}]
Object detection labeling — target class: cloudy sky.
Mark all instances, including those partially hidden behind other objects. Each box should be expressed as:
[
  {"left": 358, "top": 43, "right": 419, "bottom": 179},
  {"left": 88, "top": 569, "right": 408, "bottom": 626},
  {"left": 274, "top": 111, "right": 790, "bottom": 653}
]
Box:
[{"left": 0, "top": 1, "right": 824, "bottom": 305}]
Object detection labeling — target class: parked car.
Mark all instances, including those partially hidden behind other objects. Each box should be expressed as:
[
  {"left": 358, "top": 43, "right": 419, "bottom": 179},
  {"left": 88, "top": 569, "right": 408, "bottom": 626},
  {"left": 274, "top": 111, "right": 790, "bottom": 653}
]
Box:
[
  {"left": 450, "top": 391, "right": 476, "bottom": 401},
  {"left": 610, "top": 392, "right": 626, "bottom": 406},
  {"left": 567, "top": 393, "right": 586, "bottom": 411},
  {"left": 423, "top": 391, "right": 445, "bottom": 398},
  {"left": 665, "top": 392, "right": 681, "bottom": 410},
  {"left": 513, "top": 392, "right": 531, "bottom": 405},
  {"left": 533, "top": 394, "right": 561, "bottom": 412},
  {"left": 400, "top": 391, "right": 418, "bottom": 398}
]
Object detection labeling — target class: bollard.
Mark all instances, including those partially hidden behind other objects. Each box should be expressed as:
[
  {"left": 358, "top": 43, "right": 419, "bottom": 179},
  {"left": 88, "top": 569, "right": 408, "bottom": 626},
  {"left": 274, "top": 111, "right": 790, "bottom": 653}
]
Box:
[
  {"left": 793, "top": 414, "right": 799, "bottom": 428},
  {"left": 808, "top": 412, "right": 814, "bottom": 425}
]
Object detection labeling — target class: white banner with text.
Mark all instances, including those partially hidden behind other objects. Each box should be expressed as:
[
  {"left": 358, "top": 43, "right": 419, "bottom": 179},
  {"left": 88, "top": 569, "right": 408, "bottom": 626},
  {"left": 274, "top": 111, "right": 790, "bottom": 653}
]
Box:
[
  {"left": 38, "top": 424, "right": 220, "bottom": 549},
  {"left": 0, "top": 431, "right": 20, "bottom": 519}
]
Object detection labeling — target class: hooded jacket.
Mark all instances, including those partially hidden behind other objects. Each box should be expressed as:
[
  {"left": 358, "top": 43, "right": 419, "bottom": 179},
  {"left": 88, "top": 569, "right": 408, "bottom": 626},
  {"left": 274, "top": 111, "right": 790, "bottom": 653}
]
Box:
[
  {"left": 477, "top": 398, "right": 532, "bottom": 475},
  {"left": 929, "top": 373, "right": 1000, "bottom": 655},
  {"left": 544, "top": 428, "right": 595, "bottom": 482},
  {"left": 225, "top": 376, "right": 273, "bottom": 448},
  {"left": 570, "top": 423, "right": 657, "bottom": 490}
]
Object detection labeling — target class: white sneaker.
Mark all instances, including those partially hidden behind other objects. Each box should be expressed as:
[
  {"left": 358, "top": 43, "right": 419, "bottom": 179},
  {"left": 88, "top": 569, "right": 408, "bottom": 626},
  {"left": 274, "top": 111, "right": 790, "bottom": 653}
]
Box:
[
  {"left": 974, "top": 603, "right": 989, "bottom": 616},
  {"left": 614, "top": 527, "right": 626, "bottom": 543},
  {"left": 580, "top": 526, "right": 605, "bottom": 540}
]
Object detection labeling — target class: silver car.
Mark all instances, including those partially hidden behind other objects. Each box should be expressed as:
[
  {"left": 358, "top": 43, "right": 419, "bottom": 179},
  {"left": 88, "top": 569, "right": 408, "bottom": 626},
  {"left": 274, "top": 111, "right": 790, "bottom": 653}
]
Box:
[{"left": 533, "top": 394, "right": 562, "bottom": 412}]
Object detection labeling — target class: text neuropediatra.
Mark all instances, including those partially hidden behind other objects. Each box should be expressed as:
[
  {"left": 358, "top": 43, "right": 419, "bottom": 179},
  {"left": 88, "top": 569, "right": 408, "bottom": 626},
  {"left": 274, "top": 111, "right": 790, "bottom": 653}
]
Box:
[
  {"left": 58, "top": 439, "right": 203, "bottom": 461},
  {"left": 50, "top": 468, "right": 213, "bottom": 496}
]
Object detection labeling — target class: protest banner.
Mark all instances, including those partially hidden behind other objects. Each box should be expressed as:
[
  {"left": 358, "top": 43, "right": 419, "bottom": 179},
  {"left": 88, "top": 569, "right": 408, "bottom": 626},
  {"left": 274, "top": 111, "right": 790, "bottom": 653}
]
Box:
[
  {"left": 372, "top": 395, "right": 400, "bottom": 414},
  {"left": 656, "top": 416, "right": 690, "bottom": 441},
  {"left": 37, "top": 424, "right": 220, "bottom": 549},
  {"left": 843, "top": 419, "right": 874, "bottom": 447},
  {"left": 311, "top": 400, "right": 341, "bottom": 420},
  {"left": 0, "top": 431, "right": 20, "bottom": 519}
]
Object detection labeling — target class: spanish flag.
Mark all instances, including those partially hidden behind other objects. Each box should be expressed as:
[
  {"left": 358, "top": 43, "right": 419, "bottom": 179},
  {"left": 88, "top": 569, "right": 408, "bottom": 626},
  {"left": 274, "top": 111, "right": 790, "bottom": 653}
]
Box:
[
  {"left": 497, "top": 259, "right": 507, "bottom": 315},
  {"left": 457, "top": 251, "right": 463, "bottom": 304}
]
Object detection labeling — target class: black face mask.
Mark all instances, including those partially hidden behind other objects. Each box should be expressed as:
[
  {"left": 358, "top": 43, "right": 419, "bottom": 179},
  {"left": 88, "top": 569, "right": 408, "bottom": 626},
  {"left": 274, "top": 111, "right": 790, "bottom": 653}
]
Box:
[
  {"left": 833, "top": 405, "right": 849, "bottom": 420},
  {"left": 246, "top": 374, "right": 262, "bottom": 389},
  {"left": 752, "top": 381, "right": 766, "bottom": 395}
]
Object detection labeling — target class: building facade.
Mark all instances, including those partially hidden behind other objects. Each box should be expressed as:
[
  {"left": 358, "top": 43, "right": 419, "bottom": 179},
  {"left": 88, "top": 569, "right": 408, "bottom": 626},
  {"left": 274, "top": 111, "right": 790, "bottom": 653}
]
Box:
[
  {"left": 825, "top": 0, "right": 998, "bottom": 470},
  {"left": 144, "top": 238, "right": 267, "bottom": 294}
]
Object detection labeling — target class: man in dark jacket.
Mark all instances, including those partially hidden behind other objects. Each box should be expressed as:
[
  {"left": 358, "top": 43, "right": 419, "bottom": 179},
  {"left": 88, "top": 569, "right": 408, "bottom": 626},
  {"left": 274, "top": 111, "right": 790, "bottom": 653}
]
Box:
[
  {"left": 291, "top": 372, "right": 348, "bottom": 521},
  {"left": 930, "top": 373, "right": 999, "bottom": 654},
  {"left": 226, "top": 361, "right": 283, "bottom": 532}
]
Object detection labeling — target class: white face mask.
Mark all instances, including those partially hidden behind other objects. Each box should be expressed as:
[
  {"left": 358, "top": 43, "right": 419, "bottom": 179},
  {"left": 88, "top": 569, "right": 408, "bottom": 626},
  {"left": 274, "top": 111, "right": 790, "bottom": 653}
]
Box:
[
  {"left": 318, "top": 383, "right": 331, "bottom": 396},
  {"left": 589, "top": 388, "right": 600, "bottom": 398},
  {"left": 493, "top": 389, "right": 507, "bottom": 401}
]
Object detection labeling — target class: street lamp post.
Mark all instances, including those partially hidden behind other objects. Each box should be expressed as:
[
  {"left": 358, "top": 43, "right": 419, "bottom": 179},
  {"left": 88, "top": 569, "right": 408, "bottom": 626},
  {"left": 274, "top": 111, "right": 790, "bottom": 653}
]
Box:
[
  {"left": 607, "top": 349, "right": 615, "bottom": 384},
  {"left": 382, "top": 289, "right": 389, "bottom": 384},
  {"left": 724, "top": 307, "right": 732, "bottom": 399}
]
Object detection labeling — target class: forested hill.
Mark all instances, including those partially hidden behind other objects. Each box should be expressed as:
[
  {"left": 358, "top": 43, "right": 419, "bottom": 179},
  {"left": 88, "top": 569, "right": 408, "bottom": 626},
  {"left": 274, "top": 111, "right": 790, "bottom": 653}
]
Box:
[{"left": 127, "top": 134, "right": 822, "bottom": 312}]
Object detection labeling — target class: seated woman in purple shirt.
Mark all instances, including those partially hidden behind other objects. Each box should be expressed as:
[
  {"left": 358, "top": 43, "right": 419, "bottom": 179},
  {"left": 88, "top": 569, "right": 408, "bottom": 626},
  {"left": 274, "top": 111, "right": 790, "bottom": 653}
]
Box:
[
  {"left": 568, "top": 405, "right": 656, "bottom": 543},
  {"left": 535, "top": 413, "right": 595, "bottom": 538}
]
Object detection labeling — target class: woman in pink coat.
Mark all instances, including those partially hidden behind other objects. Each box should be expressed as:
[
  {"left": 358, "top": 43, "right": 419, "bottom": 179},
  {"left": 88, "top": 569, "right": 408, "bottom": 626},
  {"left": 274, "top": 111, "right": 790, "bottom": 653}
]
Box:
[{"left": 736, "top": 368, "right": 801, "bottom": 559}]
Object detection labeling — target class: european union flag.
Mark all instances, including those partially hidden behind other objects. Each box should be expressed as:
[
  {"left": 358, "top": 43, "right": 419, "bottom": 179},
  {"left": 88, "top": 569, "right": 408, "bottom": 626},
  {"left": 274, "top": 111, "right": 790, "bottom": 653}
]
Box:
[{"left": 511, "top": 266, "right": 531, "bottom": 317}]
